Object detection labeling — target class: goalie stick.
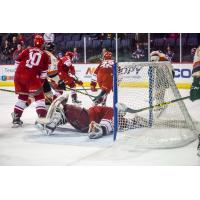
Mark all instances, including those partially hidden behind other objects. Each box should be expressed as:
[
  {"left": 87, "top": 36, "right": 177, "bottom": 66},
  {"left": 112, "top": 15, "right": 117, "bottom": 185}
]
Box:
[{"left": 117, "top": 96, "right": 190, "bottom": 114}]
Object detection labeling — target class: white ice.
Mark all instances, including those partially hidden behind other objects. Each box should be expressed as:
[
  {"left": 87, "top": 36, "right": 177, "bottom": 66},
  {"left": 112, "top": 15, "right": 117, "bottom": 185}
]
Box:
[{"left": 0, "top": 87, "right": 200, "bottom": 165}]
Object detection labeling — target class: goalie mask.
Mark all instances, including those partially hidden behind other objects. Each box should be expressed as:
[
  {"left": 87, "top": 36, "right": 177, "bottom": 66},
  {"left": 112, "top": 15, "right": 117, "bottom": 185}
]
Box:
[{"left": 150, "top": 51, "right": 160, "bottom": 62}]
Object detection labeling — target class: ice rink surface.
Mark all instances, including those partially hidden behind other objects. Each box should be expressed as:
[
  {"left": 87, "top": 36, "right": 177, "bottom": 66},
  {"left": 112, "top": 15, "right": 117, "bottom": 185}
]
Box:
[{"left": 0, "top": 87, "right": 200, "bottom": 166}]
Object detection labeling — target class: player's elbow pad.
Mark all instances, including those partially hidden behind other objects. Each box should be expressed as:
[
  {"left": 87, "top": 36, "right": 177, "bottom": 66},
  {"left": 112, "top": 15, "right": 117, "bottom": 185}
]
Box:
[{"left": 40, "top": 70, "right": 48, "bottom": 79}]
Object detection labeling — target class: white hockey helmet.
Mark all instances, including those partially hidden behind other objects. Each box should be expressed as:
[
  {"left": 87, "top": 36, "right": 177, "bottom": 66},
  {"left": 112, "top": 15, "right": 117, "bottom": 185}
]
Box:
[
  {"left": 150, "top": 51, "right": 160, "bottom": 62},
  {"left": 43, "top": 33, "right": 55, "bottom": 43}
]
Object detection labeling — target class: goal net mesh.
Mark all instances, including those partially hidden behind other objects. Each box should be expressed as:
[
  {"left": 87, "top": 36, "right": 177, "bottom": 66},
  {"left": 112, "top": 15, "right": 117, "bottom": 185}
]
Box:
[{"left": 114, "top": 62, "right": 198, "bottom": 148}]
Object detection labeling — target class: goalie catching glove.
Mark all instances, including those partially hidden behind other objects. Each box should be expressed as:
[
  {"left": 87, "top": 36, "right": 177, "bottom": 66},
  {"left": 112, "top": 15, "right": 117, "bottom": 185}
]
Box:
[{"left": 88, "top": 121, "right": 104, "bottom": 139}]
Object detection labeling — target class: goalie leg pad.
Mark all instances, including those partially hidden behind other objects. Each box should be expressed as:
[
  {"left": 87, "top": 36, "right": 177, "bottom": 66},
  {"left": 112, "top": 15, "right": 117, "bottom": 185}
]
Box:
[
  {"left": 35, "top": 107, "right": 66, "bottom": 135},
  {"left": 36, "top": 93, "right": 69, "bottom": 135}
]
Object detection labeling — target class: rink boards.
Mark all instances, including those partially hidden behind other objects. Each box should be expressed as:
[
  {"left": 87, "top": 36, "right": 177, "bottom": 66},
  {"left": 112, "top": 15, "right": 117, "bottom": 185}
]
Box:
[{"left": 0, "top": 63, "right": 193, "bottom": 89}]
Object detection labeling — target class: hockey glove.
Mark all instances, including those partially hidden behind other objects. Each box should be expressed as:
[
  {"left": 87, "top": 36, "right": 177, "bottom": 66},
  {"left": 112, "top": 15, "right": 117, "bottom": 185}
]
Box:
[
  {"left": 90, "top": 81, "right": 97, "bottom": 92},
  {"left": 190, "top": 77, "right": 200, "bottom": 101},
  {"left": 75, "top": 79, "right": 83, "bottom": 86},
  {"left": 88, "top": 121, "right": 103, "bottom": 139}
]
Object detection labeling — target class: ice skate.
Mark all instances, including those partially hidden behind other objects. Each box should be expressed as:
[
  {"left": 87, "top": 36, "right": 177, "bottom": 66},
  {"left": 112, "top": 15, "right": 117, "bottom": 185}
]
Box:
[
  {"left": 72, "top": 94, "right": 82, "bottom": 105},
  {"left": 11, "top": 113, "right": 23, "bottom": 128}
]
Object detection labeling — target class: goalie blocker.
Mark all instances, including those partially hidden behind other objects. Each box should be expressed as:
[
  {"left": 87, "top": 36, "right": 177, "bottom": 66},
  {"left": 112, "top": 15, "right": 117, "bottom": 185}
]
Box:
[{"left": 35, "top": 93, "right": 148, "bottom": 139}]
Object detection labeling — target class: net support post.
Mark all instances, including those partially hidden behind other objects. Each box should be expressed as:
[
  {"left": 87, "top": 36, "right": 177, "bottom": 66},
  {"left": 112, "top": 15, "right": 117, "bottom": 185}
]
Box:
[
  {"left": 113, "top": 62, "right": 118, "bottom": 141},
  {"left": 148, "top": 65, "right": 154, "bottom": 127}
]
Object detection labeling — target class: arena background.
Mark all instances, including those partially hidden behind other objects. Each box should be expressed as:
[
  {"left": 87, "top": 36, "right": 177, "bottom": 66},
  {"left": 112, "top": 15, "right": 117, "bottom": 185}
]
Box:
[{"left": 0, "top": 33, "right": 198, "bottom": 88}]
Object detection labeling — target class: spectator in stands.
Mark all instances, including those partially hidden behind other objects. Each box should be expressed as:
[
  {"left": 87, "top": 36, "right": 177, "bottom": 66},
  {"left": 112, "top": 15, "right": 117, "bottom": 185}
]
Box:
[
  {"left": 72, "top": 47, "right": 80, "bottom": 63},
  {"left": 165, "top": 46, "right": 174, "bottom": 61},
  {"left": 9, "top": 36, "right": 18, "bottom": 55},
  {"left": 188, "top": 47, "right": 197, "bottom": 62},
  {"left": 1, "top": 39, "right": 11, "bottom": 64},
  {"left": 89, "top": 34, "right": 98, "bottom": 40},
  {"left": 132, "top": 44, "right": 145, "bottom": 61},
  {"left": 166, "top": 33, "right": 179, "bottom": 39},
  {"left": 0, "top": 35, "right": 2, "bottom": 47},
  {"left": 7, "top": 33, "right": 18, "bottom": 43},
  {"left": 107, "top": 33, "right": 113, "bottom": 39},
  {"left": 17, "top": 33, "right": 25, "bottom": 46},
  {"left": 13, "top": 43, "right": 23, "bottom": 61},
  {"left": 98, "top": 33, "right": 107, "bottom": 41}
]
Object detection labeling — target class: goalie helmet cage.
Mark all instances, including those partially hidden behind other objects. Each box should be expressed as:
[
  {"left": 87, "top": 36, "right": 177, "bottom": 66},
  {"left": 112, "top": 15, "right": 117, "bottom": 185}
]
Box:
[{"left": 113, "top": 62, "right": 198, "bottom": 148}]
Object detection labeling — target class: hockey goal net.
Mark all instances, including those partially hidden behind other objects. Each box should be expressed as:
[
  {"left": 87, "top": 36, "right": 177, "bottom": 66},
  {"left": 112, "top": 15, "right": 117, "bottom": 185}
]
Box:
[{"left": 113, "top": 62, "right": 198, "bottom": 148}]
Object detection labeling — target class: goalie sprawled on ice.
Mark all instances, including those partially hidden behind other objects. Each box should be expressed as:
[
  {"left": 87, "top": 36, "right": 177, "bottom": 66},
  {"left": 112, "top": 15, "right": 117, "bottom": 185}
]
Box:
[{"left": 35, "top": 93, "right": 148, "bottom": 139}]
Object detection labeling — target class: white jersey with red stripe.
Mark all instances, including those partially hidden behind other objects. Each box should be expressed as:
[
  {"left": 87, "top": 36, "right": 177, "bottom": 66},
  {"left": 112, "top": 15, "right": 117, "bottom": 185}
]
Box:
[{"left": 45, "top": 50, "right": 60, "bottom": 82}]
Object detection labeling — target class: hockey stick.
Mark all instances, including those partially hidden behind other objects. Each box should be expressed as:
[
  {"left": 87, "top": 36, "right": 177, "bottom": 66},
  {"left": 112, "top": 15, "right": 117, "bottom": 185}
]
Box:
[
  {"left": 76, "top": 87, "right": 100, "bottom": 91},
  {"left": 65, "top": 86, "right": 96, "bottom": 98},
  {"left": 0, "top": 88, "right": 15, "bottom": 93},
  {"left": 47, "top": 77, "right": 96, "bottom": 99},
  {"left": 117, "top": 96, "right": 190, "bottom": 114},
  {"left": 0, "top": 87, "right": 43, "bottom": 96},
  {"left": 74, "top": 74, "right": 94, "bottom": 102}
]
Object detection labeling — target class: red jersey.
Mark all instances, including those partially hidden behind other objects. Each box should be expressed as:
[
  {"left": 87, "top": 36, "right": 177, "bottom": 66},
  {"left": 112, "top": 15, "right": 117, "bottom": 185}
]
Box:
[
  {"left": 94, "top": 59, "right": 114, "bottom": 77},
  {"left": 15, "top": 47, "right": 49, "bottom": 81},
  {"left": 57, "top": 56, "right": 75, "bottom": 82},
  {"left": 92, "top": 59, "right": 114, "bottom": 93},
  {"left": 64, "top": 104, "right": 113, "bottom": 133}
]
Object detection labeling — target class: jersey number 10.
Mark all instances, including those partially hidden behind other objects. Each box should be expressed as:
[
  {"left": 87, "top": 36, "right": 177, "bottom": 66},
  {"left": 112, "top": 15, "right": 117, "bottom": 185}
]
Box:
[{"left": 26, "top": 52, "right": 42, "bottom": 68}]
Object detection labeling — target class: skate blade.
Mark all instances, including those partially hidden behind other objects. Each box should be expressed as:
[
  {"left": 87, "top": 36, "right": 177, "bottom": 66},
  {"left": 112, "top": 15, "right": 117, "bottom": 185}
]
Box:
[{"left": 12, "top": 124, "right": 22, "bottom": 128}]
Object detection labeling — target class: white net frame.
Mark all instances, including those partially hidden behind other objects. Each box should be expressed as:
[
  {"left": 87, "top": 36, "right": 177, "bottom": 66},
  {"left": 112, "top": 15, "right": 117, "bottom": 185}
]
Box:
[{"left": 116, "top": 62, "right": 199, "bottom": 148}]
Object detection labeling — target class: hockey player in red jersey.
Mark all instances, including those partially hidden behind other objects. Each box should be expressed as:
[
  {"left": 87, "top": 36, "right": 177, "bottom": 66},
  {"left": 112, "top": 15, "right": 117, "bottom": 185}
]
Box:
[
  {"left": 57, "top": 51, "right": 83, "bottom": 104},
  {"left": 12, "top": 35, "right": 50, "bottom": 127},
  {"left": 36, "top": 93, "right": 148, "bottom": 139},
  {"left": 90, "top": 51, "right": 114, "bottom": 106}
]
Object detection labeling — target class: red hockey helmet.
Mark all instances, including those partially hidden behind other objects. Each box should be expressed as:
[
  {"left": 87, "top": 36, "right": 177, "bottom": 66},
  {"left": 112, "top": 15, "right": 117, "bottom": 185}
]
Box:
[
  {"left": 34, "top": 34, "right": 44, "bottom": 48},
  {"left": 65, "top": 51, "right": 74, "bottom": 59},
  {"left": 103, "top": 51, "right": 112, "bottom": 60}
]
